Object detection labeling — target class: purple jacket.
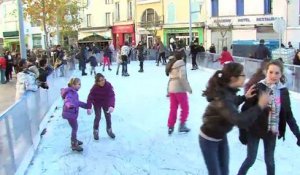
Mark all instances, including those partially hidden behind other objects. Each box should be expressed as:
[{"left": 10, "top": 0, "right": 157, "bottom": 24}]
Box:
[
  {"left": 61, "top": 87, "right": 87, "bottom": 119},
  {"left": 87, "top": 81, "right": 115, "bottom": 109}
]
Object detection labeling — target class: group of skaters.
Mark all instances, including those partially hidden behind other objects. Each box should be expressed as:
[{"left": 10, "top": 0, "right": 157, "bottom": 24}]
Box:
[{"left": 61, "top": 45, "right": 300, "bottom": 174}]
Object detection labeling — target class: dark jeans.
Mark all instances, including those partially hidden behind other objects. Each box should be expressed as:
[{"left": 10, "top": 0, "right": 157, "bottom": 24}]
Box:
[
  {"left": 238, "top": 132, "right": 276, "bottom": 175},
  {"left": 94, "top": 106, "right": 112, "bottom": 130},
  {"left": 191, "top": 54, "right": 198, "bottom": 67},
  {"left": 67, "top": 118, "right": 78, "bottom": 142},
  {"left": 199, "top": 135, "right": 229, "bottom": 175},
  {"left": 158, "top": 52, "right": 166, "bottom": 64},
  {"left": 121, "top": 55, "right": 128, "bottom": 75},
  {"left": 139, "top": 61, "right": 144, "bottom": 70}
]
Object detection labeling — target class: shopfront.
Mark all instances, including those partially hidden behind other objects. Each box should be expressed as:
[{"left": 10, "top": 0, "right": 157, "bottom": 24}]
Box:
[
  {"left": 163, "top": 27, "right": 204, "bottom": 47},
  {"left": 112, "top": 24, "right": 135, "bottom": 48}
]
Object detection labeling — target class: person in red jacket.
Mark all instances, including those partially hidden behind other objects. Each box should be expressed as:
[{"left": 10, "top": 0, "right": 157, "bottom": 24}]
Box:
[
  {"left": 217, "top": 46, "right": 234, "bottom": 65},
  {"left": 0, "top": 56, "right": 7, "bottom": 84}
]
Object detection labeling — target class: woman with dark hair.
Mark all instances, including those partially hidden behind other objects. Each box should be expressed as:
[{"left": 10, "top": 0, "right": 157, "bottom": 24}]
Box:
[
  {"left": 199, "top": 62, "right": 269, "bottom": 175},
  {"left": 238, "top": 60, "right": 300, "bottom": 175}
]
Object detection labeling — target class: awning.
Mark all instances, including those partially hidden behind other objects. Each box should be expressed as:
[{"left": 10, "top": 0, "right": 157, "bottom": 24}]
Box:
[
  {"left": 3, "top": 31, "right": 19, "bottom": 37},
  {"left": 78, "top": 34, "right": 112, "bottom": 44}
]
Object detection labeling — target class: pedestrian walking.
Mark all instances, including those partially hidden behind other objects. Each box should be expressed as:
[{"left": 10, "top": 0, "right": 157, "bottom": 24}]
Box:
[
  {"left": 120, "top": 41, "right": 130, "bottom": 76},
  {"left": 136, "top": 41, "right": 145, "bottom": 72}
]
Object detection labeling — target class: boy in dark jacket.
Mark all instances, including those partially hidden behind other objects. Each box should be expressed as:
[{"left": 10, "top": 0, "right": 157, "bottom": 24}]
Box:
[
  {"left": 87, "top": 73, "right": 116, "bottom": 140},
  {"left": 86, "top": 53, "right": 97, "bottom": 75}
]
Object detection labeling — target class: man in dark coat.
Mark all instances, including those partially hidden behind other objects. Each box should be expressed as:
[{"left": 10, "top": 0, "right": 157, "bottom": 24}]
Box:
[
  {"left": 136, "top": 41, "right": 145, "bottom": 72},
  {"left": 254, "top": 39, "right": 272, "bottom": 60}
]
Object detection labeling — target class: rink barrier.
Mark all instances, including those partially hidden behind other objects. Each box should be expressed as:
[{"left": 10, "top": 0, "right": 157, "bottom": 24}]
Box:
[
  {"left": 0, "top": 67, "right": 74, "bottom": 175},
  {"left": 194, "top": 52, "right": 300, "bottom": 93}
]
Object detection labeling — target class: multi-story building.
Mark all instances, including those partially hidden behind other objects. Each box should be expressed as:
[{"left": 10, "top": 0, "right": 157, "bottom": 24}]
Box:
[
  {"left": 78, "top": 0, "right": 135, "bottom": 49},
  {"left": 135, "top": 0, "right": 164, "bottom": 48},
  {"left": 286, "top": 0, "right": 300, "bottom": 49},
  {"left": 112, "top": 0, "right": 135, "bottom": 48},
  {"left": 205, "top": 0, "right": 287, "bottom": 53},
  {"left": 163, "top": 0, "right": 205, "bottom": 47},
  {"left": 0, "top": 0, "right": 46, "bottom": 51},
  {"left": 78, "top": 0, "right": 114, "bottom": 48}
]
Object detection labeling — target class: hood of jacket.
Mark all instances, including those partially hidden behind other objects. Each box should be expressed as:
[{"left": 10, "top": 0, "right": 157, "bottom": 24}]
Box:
[
  {"left": 259, "top": 79, "right": 286, "bottom": 90},
  {"left": 61, "top": 87, "right": 76, "bottom": 99}
]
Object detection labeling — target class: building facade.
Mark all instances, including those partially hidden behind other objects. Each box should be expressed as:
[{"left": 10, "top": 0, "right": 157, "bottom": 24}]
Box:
[
  {"left": 286, "top": 0, "right": 300, "bottom": 49},
  {"left": 135, "top": 0, "right": 164, "bottom": 48},
  {"left": 112, "top": 0, "right": 135, "bottom": 48},
  {"left": 163, "top": 0, "right": 205, "bottom": 47},
  {"left": 205, "top": 0, "right": 287, "bottom": 53},
  {"left": 0, "top": 0, "right": 46, "bottom": 52},
  {"left": 78, "top": 0, "right": 114, "bottom": 48}
]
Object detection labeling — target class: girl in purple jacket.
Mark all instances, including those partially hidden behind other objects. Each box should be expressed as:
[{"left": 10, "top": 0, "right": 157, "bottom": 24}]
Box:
[
  {"left": 61, "top": 78, "right": 87, "bottom": 152},
  {"left": 87, "top": 73, "right": 116, "bottom": 140}
]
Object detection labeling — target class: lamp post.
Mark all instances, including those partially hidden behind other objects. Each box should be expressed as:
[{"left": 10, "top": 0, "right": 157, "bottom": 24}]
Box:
[
  {"left": 189, "top": 0, "right": 202, "bottom": 45},
  {"left": 17, "top": 0, "right": 27, "bottom": 59}
]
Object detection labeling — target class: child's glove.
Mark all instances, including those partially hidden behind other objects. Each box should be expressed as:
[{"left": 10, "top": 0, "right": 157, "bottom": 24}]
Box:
[
  {"left": 87, "top": 109, "right": 92, "bottom": 115},
  {"left": 107, "top": 107, "right": 114, "bottom": 113}
]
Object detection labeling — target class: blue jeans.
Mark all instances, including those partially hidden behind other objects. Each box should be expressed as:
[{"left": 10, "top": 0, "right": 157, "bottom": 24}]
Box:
[
  {"left": 0, "top": 69, "right": 5, "bottom": 84},
  {"left": 238, "top": 132, "right": 276, "bottom": 175},
  {"left": 199, "top": 135, "right": 229, "bottom": 175}
]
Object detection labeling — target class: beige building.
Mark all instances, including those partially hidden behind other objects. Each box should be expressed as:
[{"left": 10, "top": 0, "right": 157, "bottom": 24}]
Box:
[
  {"left": 78, "top": 0, "right": 114, "bottom": 48},
  {"left": 135, "top": 0, "right": 164, "bottom": 48}
]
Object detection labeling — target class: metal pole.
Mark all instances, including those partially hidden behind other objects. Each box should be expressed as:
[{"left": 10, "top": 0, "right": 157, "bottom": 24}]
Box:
[
  {"left": 17, "top": 0, "right": 27, "bottom": 59},
  {"left": 189, "top": 0, "right": 192, "bottom": 45}
]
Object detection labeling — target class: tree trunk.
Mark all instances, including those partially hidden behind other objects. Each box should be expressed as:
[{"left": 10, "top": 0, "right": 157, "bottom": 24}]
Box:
[{"left": 42, "top": 0, "right": 49, "bottom": 48}]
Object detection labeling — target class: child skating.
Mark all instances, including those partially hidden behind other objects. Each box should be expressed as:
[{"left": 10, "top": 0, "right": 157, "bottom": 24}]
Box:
[
  {"left": 87, "top": 73, "right": 116, "bottom": 140},
  {"left": 61, "top": 78, "right": 88, "bottom": 152}
]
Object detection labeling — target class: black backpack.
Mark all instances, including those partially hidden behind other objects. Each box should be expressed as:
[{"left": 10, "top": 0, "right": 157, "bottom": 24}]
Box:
[{"left": 165, "top": 58, "right": 177, "bottom": 76}]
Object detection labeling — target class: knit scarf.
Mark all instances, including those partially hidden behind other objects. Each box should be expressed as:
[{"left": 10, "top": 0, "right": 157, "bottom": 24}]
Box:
[{"left": 265, "top": 82, "right": 281, "bottom": 135}]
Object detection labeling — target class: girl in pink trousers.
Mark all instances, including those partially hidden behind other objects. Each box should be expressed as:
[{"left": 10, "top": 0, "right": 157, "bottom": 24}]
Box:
[{"left": 167, "top": 53, "right": 192, "bottom": 135}]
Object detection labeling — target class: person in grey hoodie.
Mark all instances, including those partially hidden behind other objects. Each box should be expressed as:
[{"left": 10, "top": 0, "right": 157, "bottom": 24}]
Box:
[{"left": 167, "top": 53, "right": 192, "bottom": 135}]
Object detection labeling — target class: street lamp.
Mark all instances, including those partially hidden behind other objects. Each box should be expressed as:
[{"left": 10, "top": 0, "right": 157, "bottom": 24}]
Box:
[
  {"left": 17, "top": 0, "right": 27, "bottom": 59},
  {"left": 189, "top": 0, "right": 202, "bottom": 45}
]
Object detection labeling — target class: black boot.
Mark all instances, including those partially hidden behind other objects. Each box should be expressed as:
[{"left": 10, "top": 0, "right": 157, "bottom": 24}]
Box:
[
  {"left": 107, "top": 128, "right": 115, "bottom": 139},
  {"left": 168, "top": 127, "right": 174, "bottom": 135},
  {"left": 93, "top": 129, "right": 99, "bottom": 140},
  {"left": 71, "top": 141, "right": 83, "bottom": 152},
  {"left": 179, "top": 123, "right": 190, "bottom": 133}
]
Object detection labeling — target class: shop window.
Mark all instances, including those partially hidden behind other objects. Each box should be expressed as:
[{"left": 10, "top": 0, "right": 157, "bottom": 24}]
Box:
[
  {"left": 87, "top": 14, "right": 91, "bottom": 27},
  {"left": 211, "top": 0, "right": 218, "bottom": 17},
  {"left": 115, "top": 2, "right": 120, "bottom": 21},
  {"left": 236, "top": 0, "right": 244, "bottom": 16},
  {"left": 264, "top": 0, "right": 272, "bottom": 14}
]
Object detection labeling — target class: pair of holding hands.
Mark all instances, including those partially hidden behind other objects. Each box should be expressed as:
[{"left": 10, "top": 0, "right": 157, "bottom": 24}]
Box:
[{"left": 87, "top": 107, "right": 114, "bottom": 115}]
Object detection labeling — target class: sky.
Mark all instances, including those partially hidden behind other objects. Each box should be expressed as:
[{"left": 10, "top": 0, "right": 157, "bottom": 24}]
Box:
[{"left": 25, "top": 61, "right": 300, "bottom": 175}]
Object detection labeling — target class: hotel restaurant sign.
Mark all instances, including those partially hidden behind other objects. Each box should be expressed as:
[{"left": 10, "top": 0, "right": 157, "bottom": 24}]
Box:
[{"left": 208, "top": 16, "right": 284, "bottom": 26}]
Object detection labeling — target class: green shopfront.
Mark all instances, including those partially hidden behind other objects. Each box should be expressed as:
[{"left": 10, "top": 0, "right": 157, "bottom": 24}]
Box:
[{"left": 163, "top": 27, "right": 204, "bottom": 47}]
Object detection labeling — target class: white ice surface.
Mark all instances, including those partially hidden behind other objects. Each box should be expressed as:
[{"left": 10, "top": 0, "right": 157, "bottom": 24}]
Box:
[{"left": 25, "top": 61, "right": 300, "bottom": 175}]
